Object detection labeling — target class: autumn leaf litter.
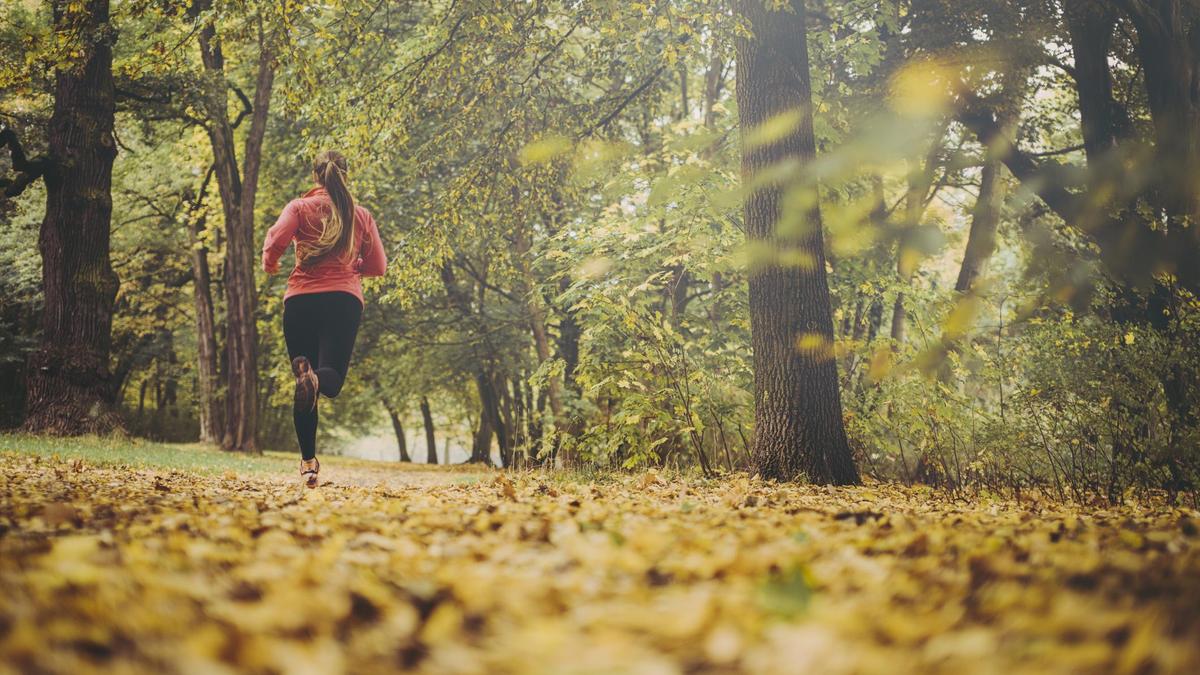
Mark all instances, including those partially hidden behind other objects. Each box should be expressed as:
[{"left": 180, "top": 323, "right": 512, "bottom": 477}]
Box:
[{"left": 1, "top": 452, "right": 1198, "bottom": 674}]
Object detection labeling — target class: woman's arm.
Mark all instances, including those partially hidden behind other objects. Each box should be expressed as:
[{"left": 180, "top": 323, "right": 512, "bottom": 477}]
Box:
[
  {"left": 358, "top": 211, "right": 387, "bottom": 277},
  {"left": 262, "top": 202, "right": 301, "bottom": 274}
]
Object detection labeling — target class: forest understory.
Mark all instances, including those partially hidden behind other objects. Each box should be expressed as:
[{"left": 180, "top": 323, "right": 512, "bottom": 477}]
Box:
[{"left": 1, "top": 444, "right": 1198, "bottom": 675}]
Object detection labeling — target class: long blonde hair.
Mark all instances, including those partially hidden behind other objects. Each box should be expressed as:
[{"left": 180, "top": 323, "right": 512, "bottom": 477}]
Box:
[{"left": 300, "top": 150, "right": 356, "bottom": 268}]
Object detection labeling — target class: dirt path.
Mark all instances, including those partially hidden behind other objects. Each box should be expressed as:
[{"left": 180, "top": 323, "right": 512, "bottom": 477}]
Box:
[{"left": 269, "top": 455, "right": 492, "bottom": 491}]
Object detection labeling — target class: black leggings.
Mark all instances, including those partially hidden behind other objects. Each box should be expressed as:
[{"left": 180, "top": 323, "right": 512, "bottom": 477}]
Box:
[{"left": 283, "top": 291, "right": 363, "bottom": 460}]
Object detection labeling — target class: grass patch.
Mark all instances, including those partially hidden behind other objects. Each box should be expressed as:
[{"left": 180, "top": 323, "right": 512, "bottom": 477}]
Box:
[
  {"left": 0, "top": 434, "right": 293, "bottom": 476},
  {"left": 0, "top": 434, "right": 496, "bottom": 480}
]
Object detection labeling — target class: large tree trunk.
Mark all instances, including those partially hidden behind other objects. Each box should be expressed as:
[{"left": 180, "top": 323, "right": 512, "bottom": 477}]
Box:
[
  {"left": 1064, "top": 2, "right": 1133, "bottom": 163},
  {"left": 735, "top": 0, "right": 859, "bottom": 485},
  {"left": 1120, "top": 0, "right": 1200, "bottom": 219},
  {"left": 197, "top": 15, "right": 274, "bottom": 452},
  {"left": 420, "top": 395, "right": 438, "bottom": 464},
  {"left": 23, "top": 0, "right": 121, "bottom": 435},
  {"left": 1066, "top": 0, "right": 1197, "bottom": 494}
]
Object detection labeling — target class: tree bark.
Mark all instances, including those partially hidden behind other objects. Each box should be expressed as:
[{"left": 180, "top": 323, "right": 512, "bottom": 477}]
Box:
[
  {"left": 735, "top": 0, "right": 859, "bottom": 485},
  {"left": 420, "top": 395, "right": 438, "bottom": 464},
  {"left": 23, "top": 0, "right": 121, "bottom": 435}
]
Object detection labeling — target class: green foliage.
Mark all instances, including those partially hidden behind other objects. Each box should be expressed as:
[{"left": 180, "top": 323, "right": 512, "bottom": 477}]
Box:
[{"left": 1, "top": 0, "right": 1197, "bottom": 502}]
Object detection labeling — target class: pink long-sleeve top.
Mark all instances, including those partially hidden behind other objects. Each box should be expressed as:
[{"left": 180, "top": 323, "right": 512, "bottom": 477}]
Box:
[{"left": 262, "top": 187, "right": 387, "bottom": 303}]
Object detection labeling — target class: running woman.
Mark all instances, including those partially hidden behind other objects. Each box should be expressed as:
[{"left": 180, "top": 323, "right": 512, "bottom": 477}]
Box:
[{"left": 263, "top": 150, "right": 387, "bottom": 487}]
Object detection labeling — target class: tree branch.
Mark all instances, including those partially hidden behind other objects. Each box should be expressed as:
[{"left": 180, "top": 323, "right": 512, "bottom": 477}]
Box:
[
  {"left": 955, "top": 105, "right": 1084, "bottom": 224},
  {"left": 585, "top": 65, "right": 666, "bottom": 136},
  {"left": 230, "top": 83, "right": 254, "bottom": 129},
  {"left": 1028, "top": 143, "right": 1086, "bottom": 158},
  {"left": 0, "top": 127, "right": 49, "bottom": 199}
]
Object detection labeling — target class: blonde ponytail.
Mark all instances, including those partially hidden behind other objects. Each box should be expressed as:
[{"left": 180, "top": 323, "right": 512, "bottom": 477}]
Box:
[{"left": 299, "top": 150, "right": 357, "bottom": 268}]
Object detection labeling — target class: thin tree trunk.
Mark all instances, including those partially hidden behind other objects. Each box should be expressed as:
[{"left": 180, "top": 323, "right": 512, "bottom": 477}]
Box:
[
  {"left": 469, "top": 372, "right": 502, "bottom": 465},
  {"left": 866, "top": 297, "right": 884, "bottom": 343},
  {"left": 678, "top": 64, "right": 689, "bottom": 119},
  {"left": 526, "top": 378, "right": 544, "bottom": 461},
  {"left": 510, "top": 375, "right": 527, "bottom": 464},
  {"left": 196, "top": 7, "right": 274, "bottom": 452},
  {"left": 735, "top": 0, "right": 859, "bottom": 485},
  {"left": 668, "top": 266, "right": 692, "bottom": 324},
  {"left": 0, "top": 301, "right": 34, "bottom": 428},
  {"left": 890, "top": 186, "right": 919, "bottom": 344},
  {"left": 470, "top": 393, "right": 493, "bottom": 464},
  {"left": 420, "top": 395, "right": 438, "bottom": 464},
  {"left": 702, "top": 52, "right": 724, "bottom": 129},
  {"left": 23, "top": 0, "right": 121, "bottom": 435},
  {"left": 497, "top": 375, "right": 515, "bottom": 467},
  {"left": 388, "top": 405, "right": 411, "bottom": 462},
  {"left": 889, "top": 289, "right": 908, "bottom": 344},
  {"left": 701, "top": 53, "right": 729, "bottom": 326},
  {"left": 557, "top": 276, "right": 582, "bottom": 390},
  {"left": 955, "top": 159, "right": 1004, "bottom": 292},
  {"left": 890, "top": 128, "right": 945, "bottom": 343},
  {"left": 513, "top": 225, "right": 567, "bottom": 463},
  {"left": 439, "top": 261, "right": 506, "bottom": 464},
  {"left": 186, "top": 177, "right": 222, "bottom": 443}
]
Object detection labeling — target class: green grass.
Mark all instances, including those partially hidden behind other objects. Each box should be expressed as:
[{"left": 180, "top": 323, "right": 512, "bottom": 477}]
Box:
[
  {"left": 0, "top": 434, "right": 296, "bottom": 475},
  {"left": 0, "top": 434, "right": 494, "bottom": 480}
]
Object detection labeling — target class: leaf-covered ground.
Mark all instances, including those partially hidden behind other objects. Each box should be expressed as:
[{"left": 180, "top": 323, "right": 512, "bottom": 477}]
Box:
[{"left": 1, "top": 444, "right": 1198, "bottom": 674}]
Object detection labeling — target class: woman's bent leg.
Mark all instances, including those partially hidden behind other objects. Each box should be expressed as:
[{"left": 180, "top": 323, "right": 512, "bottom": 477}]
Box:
[{"left": 283, "top": 296, "right": 321, "bottom": 460}]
